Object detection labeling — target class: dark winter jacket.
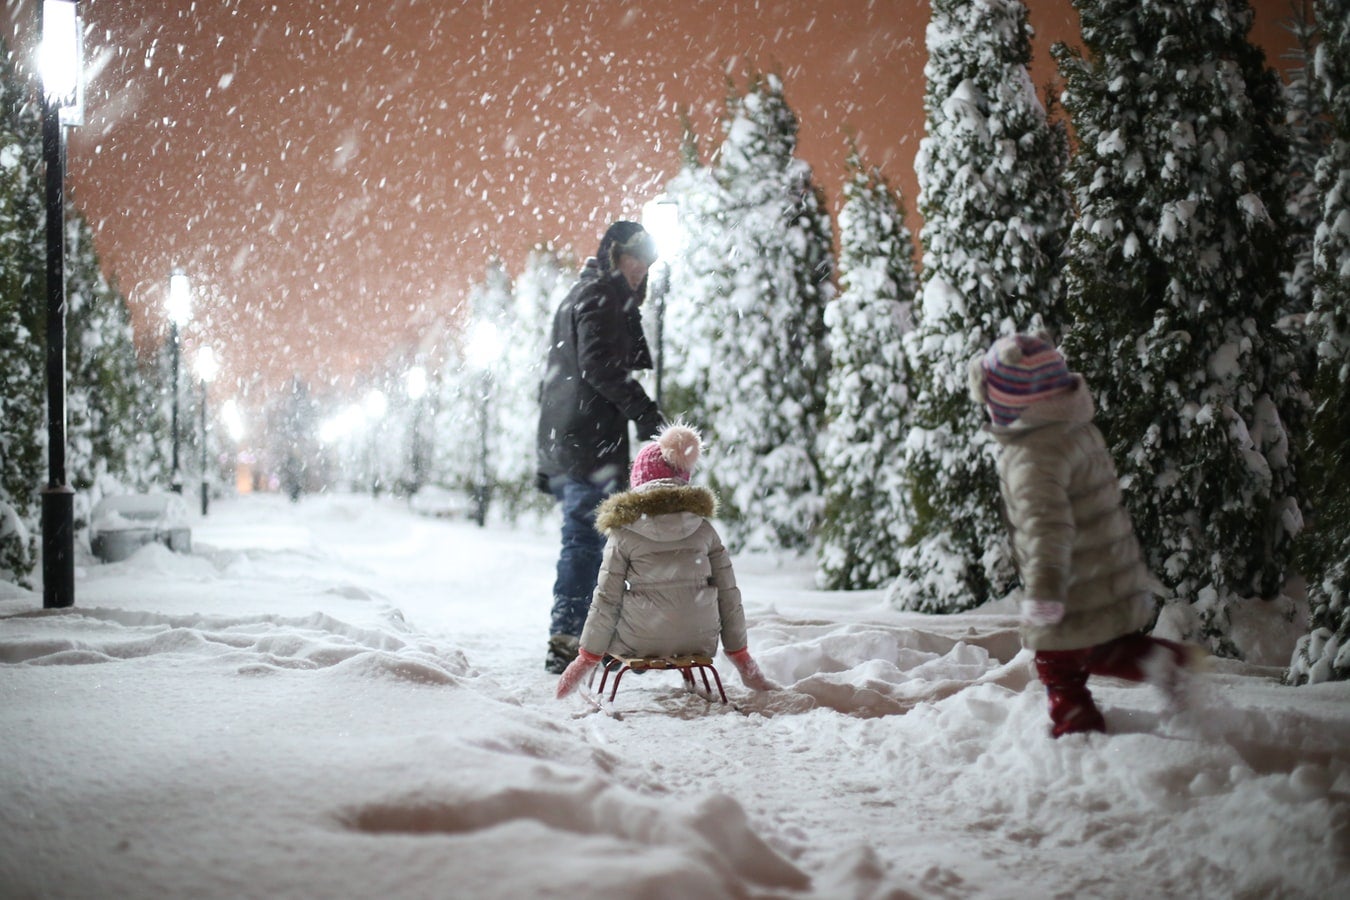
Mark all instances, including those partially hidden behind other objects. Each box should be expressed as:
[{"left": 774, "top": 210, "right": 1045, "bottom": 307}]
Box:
[
  {"left": 578, "top": 480, "right": 749, "bottom": 659},
  {"left": 535, "top": 246, "right": 663, "bottom": 492},
  {"left": 989, "top": 380, "right": 1158, "bottom": 652}
]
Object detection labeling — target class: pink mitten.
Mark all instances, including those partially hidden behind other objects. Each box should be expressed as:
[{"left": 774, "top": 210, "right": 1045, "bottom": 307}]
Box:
[
  {"left": 727, "top": 647, "right": 778, "bottom": 692},
  {"left": 1020, "top": 599, "right": 1066, "bottom": 626},
  {"left": 555, "top": 649, "right": 603, "bottom": 699}
]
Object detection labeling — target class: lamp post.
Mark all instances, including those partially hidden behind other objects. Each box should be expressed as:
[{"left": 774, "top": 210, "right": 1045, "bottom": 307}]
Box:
[
  {"left": 38, "top": 0, "right": 83, "bottom": 610},
  {"left": 220, "top": 397, "right": 246, "bottom": 496},
  {"left": 363, "top": 388, "right": 387, "bottom": 496},
  {"left": 464, "top": 320, "right": 504, "bottom": 528},
  {"left": 404, "top": 365, "right": 428, "bottom": 495},
  {"left": 641, "top": 194, "right": 680, "bottom": 410},
  {"left": 166, "top": 268, "right": 191, "bottom": 493},
  {"left": 194, "top": 347, "right": 218, "bottom": 516}
]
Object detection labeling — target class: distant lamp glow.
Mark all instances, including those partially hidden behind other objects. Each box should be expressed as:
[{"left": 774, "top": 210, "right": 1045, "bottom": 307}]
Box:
[
  {"left": 362, "top": 389, "right": 389, "bottom": 496},
  {"left": 464, "top": 320, "right": 504, "bottom": 371},
  {"left": 167, "top": 268, "right": 193, "bottom": 327},
  {"left": 404, "top": 365, "right": 428, "bottom": 401},
  {"left": 319, "top": 403, "right": 365, "bottom": 445},
  {"left": 363, "top": 388, "right": 387, "bottom": 419},
  {"left": 194, "top": 346, "right": 219, "bottom": 384},
  {"left": 221, "top": 398, "right": 246, "bottom": 443}
]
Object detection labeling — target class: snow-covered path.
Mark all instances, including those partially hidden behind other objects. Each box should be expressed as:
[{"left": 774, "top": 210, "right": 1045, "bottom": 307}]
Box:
[{"left": 1, "top": 493, "right": 1346, "bottom": 898}]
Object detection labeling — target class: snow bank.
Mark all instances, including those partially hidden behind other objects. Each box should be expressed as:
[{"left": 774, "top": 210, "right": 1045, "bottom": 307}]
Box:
[{"left": 2, "top": 494, "right": 1346, "bottom": 898}]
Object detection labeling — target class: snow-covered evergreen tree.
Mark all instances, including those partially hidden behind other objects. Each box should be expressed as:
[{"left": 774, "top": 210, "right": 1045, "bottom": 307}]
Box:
[
  {"left": 0, "top": 41, "right": 45, "bottom": 586},
  {"left": 1291, "top": 0, "right": 1350, "bottom": 684},
  {"left": 817, "top": 149, "right": 917, "bottom": 590},
  {"left": 499, "top": 245, "right": 568, "bottom": 520},
  {"left": 463, "top": 260, "right": 524, "bottom": 522},
  {"left": 658, "top": 142, "right": 728, "bottom": 427},
  {"left": 64, "top": 211, "right": 147, "bottom": 525},
  {"left": 696, "top": 73, "right": 834, "bottom": 553},
  {"left": 1280, "top": 0, "right": 1333, "bottom": 326},
  {"left": 428, "top": 341, "right": 480, "bottom": 498},
  {"left": 270, "top": 376, "right": 322, "bottom": 499},
  {"left": 126, "top": 338, "right": 171, "bottom": 494},
  {"left": 890, "top": 0, "right": 1069, "bottom": 613},
  {"left": 1056, "top": 0, "right": 1301, "bottom": 656}
]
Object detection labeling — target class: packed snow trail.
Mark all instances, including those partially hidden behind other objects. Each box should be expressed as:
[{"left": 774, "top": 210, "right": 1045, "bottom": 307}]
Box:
[{"left": 1, "top": 494, "right": 1345, "bottom": 898}]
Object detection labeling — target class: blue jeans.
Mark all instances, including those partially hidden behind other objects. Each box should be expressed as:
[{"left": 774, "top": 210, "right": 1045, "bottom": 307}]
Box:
[{"left": 548, "top": 475, "right": 615, "bottom": 637}]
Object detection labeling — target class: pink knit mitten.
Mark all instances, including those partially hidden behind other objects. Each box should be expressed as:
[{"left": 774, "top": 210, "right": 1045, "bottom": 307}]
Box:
[
  {"left": 555, "top": 649, "right": 603, "bottom": 699},
  {"left": 1020, "top": 599, "right": 1066, "bottom": 626},
  {"left": 727, "top": 647, "right": 778, "bottom": 692}
]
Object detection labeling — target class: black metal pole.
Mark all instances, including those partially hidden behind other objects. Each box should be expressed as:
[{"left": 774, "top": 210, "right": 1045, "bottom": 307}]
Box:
[
  {"left": 654, "top": 269, "right": 665, "bottom": 412},
  {"left": 199, "top": 380, "right": 208, "bottom": 515},
  {"left": 170, "top": 321, "right": 181, "bottom": 493},
  {"left": 410, "top": 399, "right": 424, "bottom": 495},
  {"left": 475, "top": 372, "right": 490, "bottom": 527},
  {"left": 40, "top": 85, "right": 74, "bottom": 609}
]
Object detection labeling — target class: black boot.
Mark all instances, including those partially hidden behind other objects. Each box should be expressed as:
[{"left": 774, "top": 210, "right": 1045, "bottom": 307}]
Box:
[{"left": 545, "top": 634, "right": 580, "bottom": 674}]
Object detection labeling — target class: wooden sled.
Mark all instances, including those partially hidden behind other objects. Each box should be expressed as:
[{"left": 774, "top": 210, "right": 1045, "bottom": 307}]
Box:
[{"left": 589, "top": 653, "right": 728, "bottom": 704}]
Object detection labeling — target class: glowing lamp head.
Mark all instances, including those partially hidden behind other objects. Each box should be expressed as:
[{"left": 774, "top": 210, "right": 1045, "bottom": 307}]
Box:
[
  {"left": 167, "top": 268, "right": 192, "bottom": 328},
  {"left": 40, "top": 1, "right": 84, "bottom": 124}
]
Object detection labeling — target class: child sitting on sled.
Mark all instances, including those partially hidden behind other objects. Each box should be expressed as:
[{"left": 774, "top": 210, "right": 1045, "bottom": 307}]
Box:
[
  {"left": 969, "top": 333, "right": 1202, "bottom": 737},
  {"left": 555, "top": 423, "right": 776, "bottom": 698}
]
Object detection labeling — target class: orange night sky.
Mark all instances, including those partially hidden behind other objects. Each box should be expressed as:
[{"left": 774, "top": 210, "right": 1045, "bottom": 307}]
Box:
[{"left": 2, "top": 0, "right": 1299, "bottom": 413}]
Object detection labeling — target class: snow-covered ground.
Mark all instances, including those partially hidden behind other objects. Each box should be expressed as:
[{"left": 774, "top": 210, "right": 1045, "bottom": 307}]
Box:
[{"left": 1, "top": 493, "right": 1346, "bottom": 898}]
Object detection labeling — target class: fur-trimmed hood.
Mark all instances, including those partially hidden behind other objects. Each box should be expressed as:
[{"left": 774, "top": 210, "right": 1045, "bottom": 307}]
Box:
[{"left": 594, "top": 480, "right": 716, "bottom": 538}]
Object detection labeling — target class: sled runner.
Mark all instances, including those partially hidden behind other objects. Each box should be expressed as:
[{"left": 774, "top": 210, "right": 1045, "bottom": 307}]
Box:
[{"left": 589, "top": 653, "right": 729, "bottom": 704}]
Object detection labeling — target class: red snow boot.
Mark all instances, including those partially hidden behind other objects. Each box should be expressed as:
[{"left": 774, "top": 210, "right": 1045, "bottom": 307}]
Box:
[
  {"left": 1086, "top": 633, "right": 1207, "bottom": 714},
  {"left": 1035, "top": 649, "right": 1106, "bottom": 738}
]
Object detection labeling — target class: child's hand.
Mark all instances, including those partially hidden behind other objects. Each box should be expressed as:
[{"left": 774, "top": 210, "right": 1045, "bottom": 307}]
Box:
[
  {"left": 727, "top": 647, "right": 778, "bottom": 692},
  {"left": 1020, "top": 599, "right": 1066, "bottom": 626},
  {"left": 555, "top": 649, "right": 603, "bottom": 698}
]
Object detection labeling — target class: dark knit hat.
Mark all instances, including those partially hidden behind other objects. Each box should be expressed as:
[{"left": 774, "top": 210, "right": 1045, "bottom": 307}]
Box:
[
  {"left": 972, "top": 334, "right": 1076, "bottom": 426},
  {"left": 597, "top": 221, "right": 658, "bottom": 272},
  {"left": 630, "top": 423, "right": 701, "bottom": 487}
]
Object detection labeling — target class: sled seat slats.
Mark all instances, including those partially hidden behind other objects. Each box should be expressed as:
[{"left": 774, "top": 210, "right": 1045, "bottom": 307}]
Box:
[{"left": 589, "top": 653, "right": 728, "bottom": 704}]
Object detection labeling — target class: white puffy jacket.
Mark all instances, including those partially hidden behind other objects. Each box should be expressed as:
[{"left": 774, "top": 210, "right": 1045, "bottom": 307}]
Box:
[
  {"left": 578, "top": 480, "right": 748, "bottom": 659},
  {"left": 989, "top": 379, "right": 1157, "bottom": 651}
]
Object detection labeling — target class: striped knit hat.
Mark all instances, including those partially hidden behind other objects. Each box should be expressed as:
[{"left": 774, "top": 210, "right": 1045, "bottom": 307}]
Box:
[{"left": 974, "top": 334, "right": 1076, "bottom": 426}]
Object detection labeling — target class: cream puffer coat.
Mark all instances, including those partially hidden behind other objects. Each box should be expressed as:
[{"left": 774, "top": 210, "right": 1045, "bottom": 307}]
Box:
[
  {"left": 578, "top": 480, "right": 748, "bottom": 659},
  {"left": 988, "top": 379, "right": 1157, "bottom": 651}
]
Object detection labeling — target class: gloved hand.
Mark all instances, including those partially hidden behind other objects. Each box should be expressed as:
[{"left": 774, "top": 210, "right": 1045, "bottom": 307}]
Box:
[
  {"left": 636, "top": 405, "right": 666, "bottom": 442},
  {"left": 555, "top": 648, "right": 603, "bottom": 699},
  {"left": 727, "top": 647, "right": 778, "bottom": 692},
  {"left": 1020, "top": 599, "right": 1066, "bottom": 626}
]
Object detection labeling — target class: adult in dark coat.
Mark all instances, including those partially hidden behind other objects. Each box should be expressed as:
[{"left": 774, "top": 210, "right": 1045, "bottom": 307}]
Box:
[{"left": 537, "top": 220, "right": 664, "bottom": 673}]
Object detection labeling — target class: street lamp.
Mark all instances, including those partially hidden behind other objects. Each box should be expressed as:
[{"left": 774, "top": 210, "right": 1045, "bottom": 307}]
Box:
[
  {"left": 166, "top": 268, "right": 192, "bottom": 494},
  {"left": 38, "top": 0, "right": 83, "bottom": 610},
  {"left": 641, "top": 194, "right": 681, "bottom": 410},
  {"left": 220, "top": 397, "right": 246, "bottom": 496},
  {"left": 363, "top": 388, "right": 387, "bottom": 496},
  {"left": 194, "top": 346, "right": 219, "bottom": 516},
  {"left": 465, "top": 320, "right": 504, "bottom": 527}
]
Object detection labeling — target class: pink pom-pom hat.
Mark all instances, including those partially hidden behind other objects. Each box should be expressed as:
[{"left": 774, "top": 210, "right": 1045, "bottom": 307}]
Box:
[{"left": 630, "top": 423, "right": 702, "bottom": 487}]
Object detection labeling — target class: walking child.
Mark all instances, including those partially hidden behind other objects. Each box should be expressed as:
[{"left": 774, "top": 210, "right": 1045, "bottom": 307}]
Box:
[
  {"left": 555, "top": 423, "right": 776, "bottom": 698},
  {"left": 969, "top": 333, "right": 1201, "bottom": 737}
]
